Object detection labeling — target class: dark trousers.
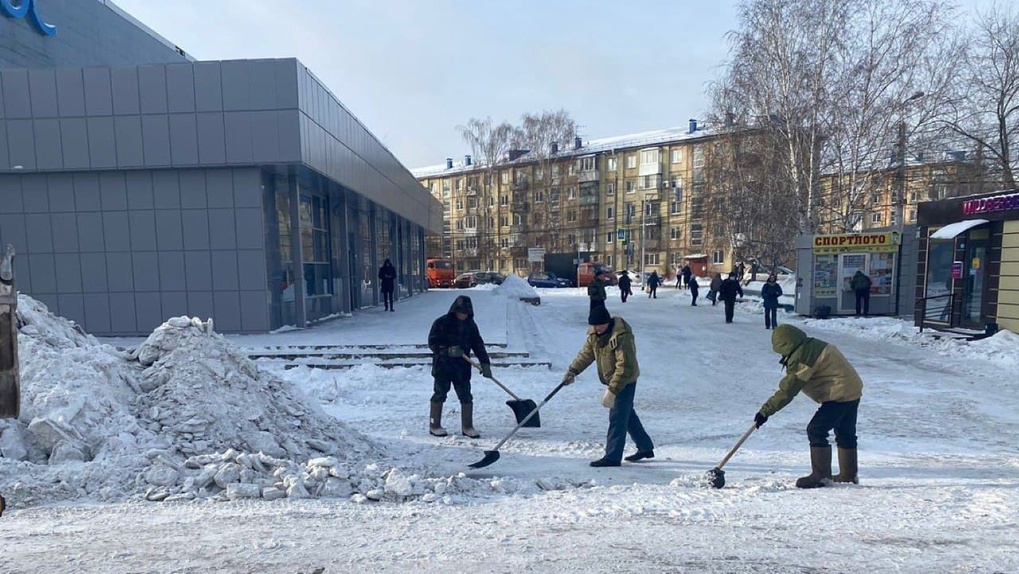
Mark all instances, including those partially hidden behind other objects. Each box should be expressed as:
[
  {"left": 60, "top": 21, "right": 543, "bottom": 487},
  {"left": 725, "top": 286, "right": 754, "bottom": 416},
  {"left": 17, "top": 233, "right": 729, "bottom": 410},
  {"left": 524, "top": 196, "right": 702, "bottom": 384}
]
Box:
[
  {"left": 723, "top": 299, "right": 735, "bottom": 322},
  {"left": 604, "top": 382, "right": 654, "bottom": 462},
  {"left": 855, "top": 289, "right": 870, "bottom": 316},
  {"left": 431, "top": 375, "right": 472, "bottom": 404},
  {"left": 806, "top": 399, "right": 859, "bottom": 448},
  {"left": 648, "top": 285, "right": 657, "bottom": 298},
  {"left": 690, "top": 290, "right": 699, "bottom": 306},
  {"left": 764, "top": 306, "right": 778, "bottom": 328},
  {"left": 382, "top": 289, "right": 394, "bottom": 309},
  {"left": 590, "top": 299, "right": 606, "bottom": 311},
  {"left": 707, "top": 290, "right": 717, "bottom": 305},
  {"left": 621, "top": 289, "right": 630, "bottom": 303}
]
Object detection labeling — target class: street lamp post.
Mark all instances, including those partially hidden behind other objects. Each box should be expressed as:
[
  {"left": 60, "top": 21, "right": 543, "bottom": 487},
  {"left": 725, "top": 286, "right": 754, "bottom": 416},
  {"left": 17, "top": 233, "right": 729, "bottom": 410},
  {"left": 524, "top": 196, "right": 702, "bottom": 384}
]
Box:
[{"left": 892, "top": 91, "right": 924, "bottom": 316}]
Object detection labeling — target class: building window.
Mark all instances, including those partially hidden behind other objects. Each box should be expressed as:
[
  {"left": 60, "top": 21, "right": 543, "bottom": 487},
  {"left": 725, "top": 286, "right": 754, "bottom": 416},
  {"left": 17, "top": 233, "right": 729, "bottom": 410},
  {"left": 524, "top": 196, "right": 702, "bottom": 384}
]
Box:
[
  {"left": 670, "top": 227, "right": 682, "bottom": 240},
  {"left": 467, "top": 197, "right": 478, "bottom": 208},
  {"left": 670, "top": 201, "right": 681, "bottom": 215},
  {"left": 501, "top": 172, "right": 510, "bottom": 184},
  {"left": 513, "top": 214, "right": 523, "bottom": 225},
  {"left": 644, "top": 253, "right": 659, "bottom": 265},
  {"left": 567, "top": 186, "right": 576, "bottom": 200},
  {"left": 713, "top": 251, "right": 724, "bottom": 264},
  {"left": 608, "top": 157, "right": 618, "bottom": 171},
  {"left": 871, "top": 213, "right": 883, "bottom": 224},
  {"left": 640, "top": 175, "right": 659, "bottom": 190},
  {"left": 500, "top": 194, "right": 508, "bottom": 206},
  {"left": 625, "top": 180, "right": 635, "bottom": 193},
  {"left": 606, "top": 207, "right": 615, "bottom": 219},
  {"left": 640, "top": 149, "right": 660, "bottom": 165},
  {"left": 500, "top": 216, "right": 509, "bottom": 226},
  {"left": 606, "top": 231, "right": 614, "bottom": 244},
  {"left": 580, "top": 156, "right": 596, "bottom": 171},
  {"left": 671, "top": 149, "right": 682, "bottom": 163},
  {"left": 568, "top": 163, "right": 576, "bottom": 176},
  {"left": 606, "top": 182, "right": 615, "bottom": 196},
  {"left": 501, "top": 237, "right": 509, "bottom": 248},
  {"left": 605, "top": 255, "right": 612, "bottom": 267},
  {"left": 465, "top": 215, "right": 478, "bottom": 228},
  {"left": 456, "top": 199, "right": 464, "bottom": 210},
  {"left": 691, "top": 223, "right": 703, "bottom": 245},
  {"left": 567, "top": 210, "right": 577, "bottom": 222},
  {"left": 626, "top": 155, "right": 637, "bottom": 169},
  {"left": 534, "top": 190, "right": 544, "bottom": 202},
  {"left": 907, "top": 209, "right": 915, "bottom": 222},
  {"left": 693, "top": 146, "right": 704, "bottom": 169},
  {"left": 552, "top": 165, "right": 561, "bottom": 178}
]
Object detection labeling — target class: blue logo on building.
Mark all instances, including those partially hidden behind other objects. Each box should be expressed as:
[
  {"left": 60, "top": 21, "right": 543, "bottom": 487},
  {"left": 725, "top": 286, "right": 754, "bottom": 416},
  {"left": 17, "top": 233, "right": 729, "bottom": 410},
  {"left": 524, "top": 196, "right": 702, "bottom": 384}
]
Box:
[{"left": 1, "top": 0, "right": 56, "bottom": 36}]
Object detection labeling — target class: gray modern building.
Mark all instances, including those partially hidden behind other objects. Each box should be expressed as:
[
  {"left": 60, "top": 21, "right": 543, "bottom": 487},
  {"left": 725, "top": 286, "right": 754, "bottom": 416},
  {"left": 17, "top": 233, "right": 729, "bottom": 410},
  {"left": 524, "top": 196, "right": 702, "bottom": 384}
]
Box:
[{"left": 1, "top": 0, "right": 442, "bottom": 334}]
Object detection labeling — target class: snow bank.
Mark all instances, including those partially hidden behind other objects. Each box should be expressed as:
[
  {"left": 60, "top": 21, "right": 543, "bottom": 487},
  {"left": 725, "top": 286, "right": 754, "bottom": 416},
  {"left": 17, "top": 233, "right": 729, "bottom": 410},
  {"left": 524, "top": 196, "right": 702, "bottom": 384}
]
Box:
[
  {"left": 0, "top": 295, "right": 578, "bottom": 508},
  {"left": 493, "top": 273, "right": 539, "bottom": 300}
]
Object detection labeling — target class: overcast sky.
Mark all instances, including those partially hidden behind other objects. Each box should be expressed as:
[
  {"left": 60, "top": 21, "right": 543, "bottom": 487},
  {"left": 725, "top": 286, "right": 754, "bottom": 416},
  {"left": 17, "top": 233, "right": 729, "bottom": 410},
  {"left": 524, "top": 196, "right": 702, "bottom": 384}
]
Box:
[{"left": 112, "top": 0, "right": 998, "bottom": 171}]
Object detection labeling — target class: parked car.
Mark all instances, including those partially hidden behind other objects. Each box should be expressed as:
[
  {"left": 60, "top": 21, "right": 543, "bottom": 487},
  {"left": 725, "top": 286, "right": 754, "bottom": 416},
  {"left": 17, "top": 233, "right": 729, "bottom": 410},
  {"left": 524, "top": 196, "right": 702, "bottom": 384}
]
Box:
[
  {"left": 527, "top": 271, "right": 571, "bottom": 288},
  {"left": 454, "top": 272, "right": 478, "bottom": 289},
  {"left": 474, "top": 271, "right": 506, "bottom": 285}
]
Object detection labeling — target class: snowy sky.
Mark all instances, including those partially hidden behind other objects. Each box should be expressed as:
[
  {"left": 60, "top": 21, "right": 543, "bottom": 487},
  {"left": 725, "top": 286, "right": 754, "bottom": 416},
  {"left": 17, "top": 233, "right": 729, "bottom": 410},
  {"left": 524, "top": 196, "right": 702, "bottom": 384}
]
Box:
[
  {"left": 108, "top": 0, "right": 1000, "bottom": 170},
  {"left": 2, "top": 276, "right": 1017, "bottom": 572}
]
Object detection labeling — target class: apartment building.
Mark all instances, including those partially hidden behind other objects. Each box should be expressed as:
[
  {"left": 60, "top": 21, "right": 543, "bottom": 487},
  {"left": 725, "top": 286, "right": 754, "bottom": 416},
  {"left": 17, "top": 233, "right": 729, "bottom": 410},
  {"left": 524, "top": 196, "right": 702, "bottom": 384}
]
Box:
[
  {"left": 815, "top": 152, "right": 986, "bottom": 234},
  {"left": 414, "top": 121, "right": 728, "bottom": 278}
]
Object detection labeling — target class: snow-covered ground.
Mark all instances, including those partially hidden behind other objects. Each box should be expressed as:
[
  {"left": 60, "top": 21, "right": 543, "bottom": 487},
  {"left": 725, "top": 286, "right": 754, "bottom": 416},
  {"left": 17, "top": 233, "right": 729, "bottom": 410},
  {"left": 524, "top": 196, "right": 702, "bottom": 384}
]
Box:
[{"left": 1, "top": 284, "right": 1017, "bottom": 573}]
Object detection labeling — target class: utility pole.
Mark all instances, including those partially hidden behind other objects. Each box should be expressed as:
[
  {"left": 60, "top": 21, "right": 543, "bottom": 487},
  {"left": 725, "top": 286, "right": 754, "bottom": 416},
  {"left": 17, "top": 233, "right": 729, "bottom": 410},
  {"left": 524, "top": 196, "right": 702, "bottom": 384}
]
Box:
[
  {"left": 894, "top": 120, "right": 907, "bottom": 231},
  {"left": 640, "top": 197, "right": 647, "bottom": 280}
]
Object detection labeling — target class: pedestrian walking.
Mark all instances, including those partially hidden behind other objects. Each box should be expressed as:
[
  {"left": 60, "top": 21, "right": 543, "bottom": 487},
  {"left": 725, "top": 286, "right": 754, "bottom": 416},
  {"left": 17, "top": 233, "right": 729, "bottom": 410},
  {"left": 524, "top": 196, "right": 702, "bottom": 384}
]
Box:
[
  {"left": 761, "top": 273, "right": 783, "bottom": 329},
  {"left": 426, "top": 295, "right": 492, "bottom": 438},
  {"left": 681, "top": 264, "right": 693, "bottom": 291},
  {"left": 378, "top": 258, "right": 397, "bottom": 311},
  {"left": 689, "top": 274, "right": 699, "bottom": 306},
  {"left": 753, "top": 325, "right": 864, "bottom": 488},
  {"left": 646, "top": 271, "right": 660, "bottom": 299},
  {"left": 560, "top": 305, "right": 655, "bottom": 467},
  {"left": 707, "top": 273, "right": 722, "bottom": 306},
  {"left": 588, "top": 270, "right": 609, "bottom": 310},
  {"left": 718, "top": 272, "right": 743, "bottom": 323},
  {"left": 851, "top": 270, "right": 872, "bottom": 316},
  {"left": 618, "top": 270, "right": 633, "bottom": 303}
]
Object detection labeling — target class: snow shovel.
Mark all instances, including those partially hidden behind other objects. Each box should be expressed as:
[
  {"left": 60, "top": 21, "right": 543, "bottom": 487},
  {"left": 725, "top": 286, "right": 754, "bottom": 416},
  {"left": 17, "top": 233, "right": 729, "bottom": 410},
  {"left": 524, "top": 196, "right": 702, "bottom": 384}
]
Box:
[
  {"left": 706, "top": 423, "right": 757, "bottom": 489},
  {"left": 468, "top": 380, "right": 567, "bottom": 469},
  {"left": 462, "top": 355, "right": 540, "bottom": 428}
]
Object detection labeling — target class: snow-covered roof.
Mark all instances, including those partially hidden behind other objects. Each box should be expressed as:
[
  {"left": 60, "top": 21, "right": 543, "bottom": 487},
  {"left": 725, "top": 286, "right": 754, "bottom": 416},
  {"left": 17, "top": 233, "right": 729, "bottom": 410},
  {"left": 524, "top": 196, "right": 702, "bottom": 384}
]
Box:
[{"left": 412, "top": 125, "right": 716, "bottom": 179}]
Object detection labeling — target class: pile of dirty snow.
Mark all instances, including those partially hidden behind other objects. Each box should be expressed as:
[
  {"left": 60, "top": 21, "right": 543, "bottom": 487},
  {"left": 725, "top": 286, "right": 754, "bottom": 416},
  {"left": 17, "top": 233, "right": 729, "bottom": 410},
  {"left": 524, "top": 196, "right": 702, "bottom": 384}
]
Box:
[
  {"left": 1, "top": 295, "right": 577, "bottom": 508},
  {"left": 494, "top": 273, "right": 539, "bottom": 302}
]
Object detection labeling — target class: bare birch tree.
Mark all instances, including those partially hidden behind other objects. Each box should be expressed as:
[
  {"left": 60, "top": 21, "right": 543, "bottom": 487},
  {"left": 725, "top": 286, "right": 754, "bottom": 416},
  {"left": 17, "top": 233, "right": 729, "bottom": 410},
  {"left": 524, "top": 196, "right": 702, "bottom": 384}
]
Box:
[
  {"left": 457, "top": 117, "right": 514, "bottom": 268},
  {"left": 944, "top": 2, "right": 1019, "bottom": 190},
  {"left": 511, "top": 110, "right": 578, "bottom": 253}
]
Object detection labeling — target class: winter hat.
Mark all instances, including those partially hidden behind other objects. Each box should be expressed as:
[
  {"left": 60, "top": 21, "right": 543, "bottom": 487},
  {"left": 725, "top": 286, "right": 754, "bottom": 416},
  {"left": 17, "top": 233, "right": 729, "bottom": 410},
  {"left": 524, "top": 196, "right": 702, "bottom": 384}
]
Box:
[{"left": 588, "top": 305, "right": 612, "bottom": 325}]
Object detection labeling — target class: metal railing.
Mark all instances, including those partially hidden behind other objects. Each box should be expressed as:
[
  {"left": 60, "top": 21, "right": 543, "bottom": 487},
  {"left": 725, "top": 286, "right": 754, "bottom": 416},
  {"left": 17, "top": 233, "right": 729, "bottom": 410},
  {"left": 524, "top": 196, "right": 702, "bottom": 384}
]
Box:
[{"left": 915, "top": 293, "right": 957, "bottom": 333}]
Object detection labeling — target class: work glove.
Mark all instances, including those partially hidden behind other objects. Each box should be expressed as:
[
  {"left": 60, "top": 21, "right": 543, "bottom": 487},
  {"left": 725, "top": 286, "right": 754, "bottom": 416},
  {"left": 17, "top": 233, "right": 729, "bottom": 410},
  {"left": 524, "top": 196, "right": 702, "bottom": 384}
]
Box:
[
  {"left": 754, "top": 412, "right": 768, "bottom": 429},
  {"left": 601, "top": 389, "right": 616, "bottom": 409},
  {"left": 447, "top": 345, "right": 463, "bottom": 358},
  {"left": 480, "top": 364, "right": 493, "bottom": 379},
  {"left": 561, "top": 372, "right": 576, "bottom": 386}
]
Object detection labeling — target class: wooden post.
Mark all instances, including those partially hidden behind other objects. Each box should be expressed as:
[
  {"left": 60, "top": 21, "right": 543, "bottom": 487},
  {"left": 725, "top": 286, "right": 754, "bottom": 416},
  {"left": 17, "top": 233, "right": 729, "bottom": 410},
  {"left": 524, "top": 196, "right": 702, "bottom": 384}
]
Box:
[{"left": 0, "top": 244, "right": 19, "bottom": 419}]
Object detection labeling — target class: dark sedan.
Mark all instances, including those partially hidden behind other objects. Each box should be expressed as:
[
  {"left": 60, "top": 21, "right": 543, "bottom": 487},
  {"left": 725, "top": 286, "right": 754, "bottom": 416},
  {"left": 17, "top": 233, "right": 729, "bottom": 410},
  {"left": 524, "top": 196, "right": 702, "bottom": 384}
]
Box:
[{"left": 527, "top": 271, "right": 571, "bottom": 288}]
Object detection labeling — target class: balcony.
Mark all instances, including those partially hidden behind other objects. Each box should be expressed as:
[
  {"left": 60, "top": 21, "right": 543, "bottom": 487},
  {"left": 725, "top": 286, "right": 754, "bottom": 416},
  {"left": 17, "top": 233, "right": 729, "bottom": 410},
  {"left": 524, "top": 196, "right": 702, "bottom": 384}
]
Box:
[
  {"left": 509, "top": 225, "right": 525, "bottom": 234},
  {"left": 579, "top": 170, "right": 600, "bottom": 183},
  {"left": 510, "top": 246, "right": 529, "bottom": 257},
  {"left": 643, "top": 239, "right": 660, "bottom": 250},
  {"left": 512, "top": 180, "right": 530, "bottom": 192},
  {"left": 639, "top": 162, "right": 662, "bottom": 177},
  {"left": 579, "top": 194, "right": 599, "bottom": 206}
]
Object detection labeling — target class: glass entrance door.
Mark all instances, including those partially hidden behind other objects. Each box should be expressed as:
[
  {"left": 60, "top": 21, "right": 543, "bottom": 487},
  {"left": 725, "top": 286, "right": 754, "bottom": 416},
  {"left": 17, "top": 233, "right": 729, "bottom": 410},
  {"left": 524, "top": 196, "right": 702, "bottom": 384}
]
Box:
[{"left": 961, "top": 238, "right": 988, "bottom": 327}]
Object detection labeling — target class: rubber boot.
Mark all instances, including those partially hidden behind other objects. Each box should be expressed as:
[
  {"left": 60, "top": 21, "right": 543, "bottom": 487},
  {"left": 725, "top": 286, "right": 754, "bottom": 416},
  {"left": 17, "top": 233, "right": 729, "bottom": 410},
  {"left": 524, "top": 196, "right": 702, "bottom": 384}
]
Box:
[
  {"left": 795, "top": 446, "right": 833, "bottom": 488},
  {"left": 834, "top": 448, "right": 859, "bottom": 484},
  {"left": 460, "top": 402, "right": 480, "bottom": 439},
  {"left": 429, "top": 402, "right": 447, "bottom": 437}
]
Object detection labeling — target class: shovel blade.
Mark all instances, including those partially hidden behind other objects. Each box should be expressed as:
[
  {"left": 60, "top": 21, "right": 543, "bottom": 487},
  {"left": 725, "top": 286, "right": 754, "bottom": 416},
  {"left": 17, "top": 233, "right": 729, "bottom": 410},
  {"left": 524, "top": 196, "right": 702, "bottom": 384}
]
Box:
[
  {"left": 706, "top": 467, "right": 725, "bottom": 489},
  {"left": 506, "top": 399, "right": 540, "bottom": 428},
  {"left": 468, "top": 450, "right": 501, "bottom": 469}
]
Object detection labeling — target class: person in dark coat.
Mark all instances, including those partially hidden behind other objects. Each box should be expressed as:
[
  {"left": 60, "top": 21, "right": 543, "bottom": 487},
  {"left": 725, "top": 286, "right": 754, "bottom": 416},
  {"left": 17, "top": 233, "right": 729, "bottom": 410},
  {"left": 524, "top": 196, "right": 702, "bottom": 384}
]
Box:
[
  {"left": 427, "top": 295, "right": 492, "bottom": 438},
  {"left": 681, "top": 264, "right": 693, "bottom": 291},
  {"left": 761, "top": 273, "right": 783, "bottom": 329},
  {"left": 378, "top": 258, "right": 397, "bottom": 311},
  {"left": 707, "top": 273, "right": 722, "bottom": 306},
  {"left": 588, "top": 271, "right": 609, "bottom": 310},
  {"left": 617, "top": 270, "right": 633, "bottom": 303},
  {"left": 689, "top": 273, "right": 699, "bottom": 305},
  {"left": 850, "top": 270, "right": 872, "bottom": 316},
  {"left": 735, "top": 261, "right": 746, "bottom": 283},
  {"left": 718, "top": 272, "right": 744, "bottom": 323},
  {"left": 646, "top": 271, "right": 660, "bottom": 299}
]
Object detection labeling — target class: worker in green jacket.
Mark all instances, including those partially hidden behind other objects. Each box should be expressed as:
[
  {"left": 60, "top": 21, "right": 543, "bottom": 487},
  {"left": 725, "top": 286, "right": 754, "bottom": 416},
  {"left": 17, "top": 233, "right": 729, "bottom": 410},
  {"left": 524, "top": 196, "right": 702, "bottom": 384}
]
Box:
[
  {"left": 561, "top": 305, "right": 655, "bottom": 467},
  {"left": 754, "top": 324, "right": 864, "bottom": 488}
]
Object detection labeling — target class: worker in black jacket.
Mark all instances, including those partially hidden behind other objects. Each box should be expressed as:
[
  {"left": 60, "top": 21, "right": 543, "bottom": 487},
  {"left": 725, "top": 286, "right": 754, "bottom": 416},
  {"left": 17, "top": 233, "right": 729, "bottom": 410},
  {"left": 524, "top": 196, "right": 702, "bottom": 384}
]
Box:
[{"left": 427, "top": 295, "right": 492, "bottom": 439}]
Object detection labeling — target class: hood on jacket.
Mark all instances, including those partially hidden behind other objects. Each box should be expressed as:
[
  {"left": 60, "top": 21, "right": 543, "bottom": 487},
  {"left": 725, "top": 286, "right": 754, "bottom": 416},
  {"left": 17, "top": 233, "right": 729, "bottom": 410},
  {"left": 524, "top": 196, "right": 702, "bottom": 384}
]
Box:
[
  {"left": 771, "top": 324, "right": 808, "bottom": 357},
  {"left": 448, "top": 295, "right": 474, "bottom": 318},
  {"left": 382, "top": 259, "right": 394, "bottom": 267}
]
